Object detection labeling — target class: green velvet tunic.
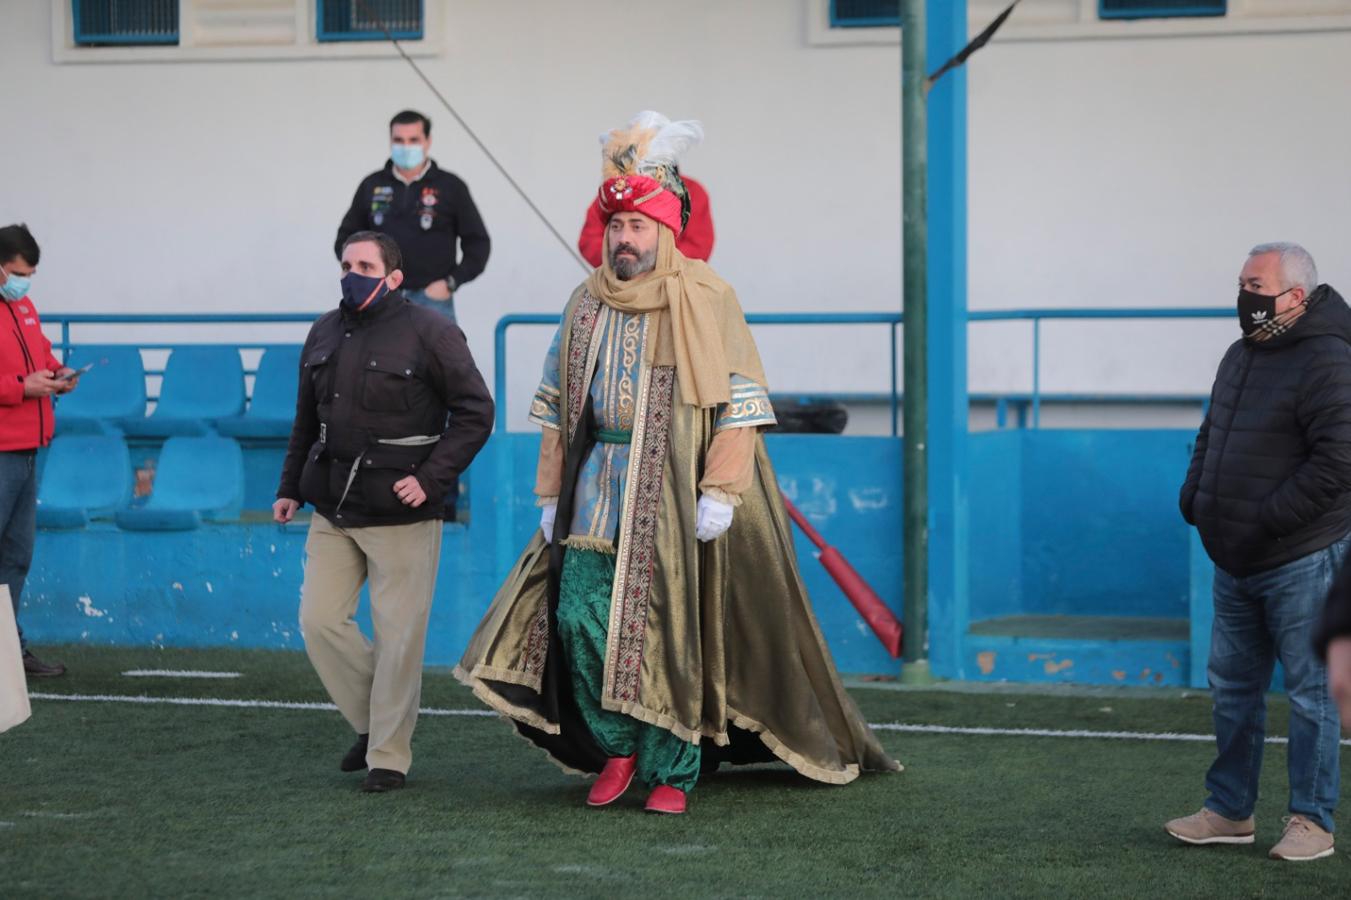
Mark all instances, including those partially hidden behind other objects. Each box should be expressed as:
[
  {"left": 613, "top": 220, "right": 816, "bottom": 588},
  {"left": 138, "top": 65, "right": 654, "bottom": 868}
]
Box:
[{"left": 558, "top": 548, "right": 700, "bottom": 791}]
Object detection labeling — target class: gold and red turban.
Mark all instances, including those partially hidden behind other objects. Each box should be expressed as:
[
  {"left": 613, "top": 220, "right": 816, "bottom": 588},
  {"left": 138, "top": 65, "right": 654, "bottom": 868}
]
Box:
[{"left": 595, "top": 111, "right": 703, "bottom": 236}]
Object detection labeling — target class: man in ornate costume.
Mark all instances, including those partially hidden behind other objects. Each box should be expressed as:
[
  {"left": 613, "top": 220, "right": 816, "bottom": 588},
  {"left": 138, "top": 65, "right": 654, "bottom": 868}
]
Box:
[{"left": 456, "top": 112, "right": 898, "bottom": 814}]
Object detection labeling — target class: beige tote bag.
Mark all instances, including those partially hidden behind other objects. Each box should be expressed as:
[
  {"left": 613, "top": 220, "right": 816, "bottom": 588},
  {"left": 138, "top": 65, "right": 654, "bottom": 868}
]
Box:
[{"left": 0, "top": 585, "right": 31, "bottom": 733}]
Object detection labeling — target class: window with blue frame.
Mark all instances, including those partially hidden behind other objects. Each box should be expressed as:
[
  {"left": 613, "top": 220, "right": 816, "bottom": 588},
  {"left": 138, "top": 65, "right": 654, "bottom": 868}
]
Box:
[
  {"left": 830, "top": 0, "right": 900, "bottom": 28},
  {"left": 1100, "top": 1, "right": 1226, "bottom": 18},
  {"left": 317, "top": 0, "right": 424, "bottom": 42},
  {"left": 73, "top": 0, "right": 179, "bottom": 46}
]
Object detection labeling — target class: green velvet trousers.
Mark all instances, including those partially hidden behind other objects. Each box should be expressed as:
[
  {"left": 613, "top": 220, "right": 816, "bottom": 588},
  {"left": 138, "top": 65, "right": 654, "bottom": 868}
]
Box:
[{"left": 557, "top": 547, "right": 701, "bottom": 792}]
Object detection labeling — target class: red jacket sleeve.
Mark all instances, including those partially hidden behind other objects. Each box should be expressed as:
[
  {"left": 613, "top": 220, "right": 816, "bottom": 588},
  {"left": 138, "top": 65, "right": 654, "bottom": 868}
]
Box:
[
  {"left": 676, "top": 178, "right": 715, "bottom": 262},
  {"left": 577, "top": 200, "right": 605, "bottom": 268}
]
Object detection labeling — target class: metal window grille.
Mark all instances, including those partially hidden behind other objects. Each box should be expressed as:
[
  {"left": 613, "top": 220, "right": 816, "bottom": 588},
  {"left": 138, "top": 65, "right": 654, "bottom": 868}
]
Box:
[
  {"left": 1100, "top": 1, "right": 1226, "bottom": 19},
  {"left": 830, "top": 0, "right": 900, "bottom": 28},
  {"left": 317, "top": 0, "right": 424, "bottom": 42},
  {"left": 72, "top": 0, "right": 179, "bottom": 46}
]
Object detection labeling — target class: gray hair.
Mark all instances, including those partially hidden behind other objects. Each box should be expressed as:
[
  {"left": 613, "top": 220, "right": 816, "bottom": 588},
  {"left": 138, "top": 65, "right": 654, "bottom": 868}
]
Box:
[{"left": 1249, "top": 242, "right": 1318, "bottom": 296}]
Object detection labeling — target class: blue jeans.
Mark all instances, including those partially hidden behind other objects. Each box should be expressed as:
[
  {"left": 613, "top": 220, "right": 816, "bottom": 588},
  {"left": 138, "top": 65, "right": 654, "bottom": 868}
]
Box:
[
  {"left": 0, "top": 451, "right": 37, "bottom": 651},
  {"left": 404, "top": 288, "right": 456, "bottom": 324},
  {"left": 1205, "top": 534, "right": 1349, "bottom": 832}
]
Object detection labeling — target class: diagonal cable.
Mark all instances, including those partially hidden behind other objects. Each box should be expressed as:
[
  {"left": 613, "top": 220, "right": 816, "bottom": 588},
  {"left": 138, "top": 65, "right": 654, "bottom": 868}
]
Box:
[{"left": 355, "top": 0, "right": 591, "bottom": 273}]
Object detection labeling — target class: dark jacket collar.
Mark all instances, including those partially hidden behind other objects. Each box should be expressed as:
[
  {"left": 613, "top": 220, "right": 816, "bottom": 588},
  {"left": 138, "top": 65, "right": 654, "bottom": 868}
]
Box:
[
  {"left": 1254, "top": 284, "right": 1351, "bottom": 351},
  {"left": 339, "top": 291, "right": 408, "bottom": 326}
]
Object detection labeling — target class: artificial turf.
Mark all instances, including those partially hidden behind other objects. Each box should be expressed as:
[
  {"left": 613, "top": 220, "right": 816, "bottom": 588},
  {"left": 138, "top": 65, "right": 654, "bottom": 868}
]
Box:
[{"left": 3, "top": 645, "right": 1348, "bottom": 898}]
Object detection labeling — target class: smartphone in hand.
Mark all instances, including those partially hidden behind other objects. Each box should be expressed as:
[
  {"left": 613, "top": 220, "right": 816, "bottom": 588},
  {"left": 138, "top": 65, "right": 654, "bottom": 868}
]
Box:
[{"left": 57, "top": 362, "right": 95, "bottom": 382}]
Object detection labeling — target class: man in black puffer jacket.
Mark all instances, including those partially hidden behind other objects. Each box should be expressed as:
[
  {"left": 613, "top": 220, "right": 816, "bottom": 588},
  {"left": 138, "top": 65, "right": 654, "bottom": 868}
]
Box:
[{"left": 1166, "top": 243, "right": 1351, "bottom": 862}]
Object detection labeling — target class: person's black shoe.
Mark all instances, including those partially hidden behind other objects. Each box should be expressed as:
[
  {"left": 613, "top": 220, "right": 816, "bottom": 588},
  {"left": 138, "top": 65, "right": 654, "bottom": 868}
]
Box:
[
  {"left": 23, "top": 651, "right": 66, "bottom": 678},
  {"left": 340, "top": 734, "right": 369, "bottom": 772},
  {"left": 360, "top": 768, "right": 405, "bottom": 793}
]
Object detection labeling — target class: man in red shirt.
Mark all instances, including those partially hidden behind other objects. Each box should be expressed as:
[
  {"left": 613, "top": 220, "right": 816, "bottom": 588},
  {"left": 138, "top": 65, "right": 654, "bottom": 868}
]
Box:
[
  {"left": 0, "top": 224, "right": 80, "bottom": 677},
  {"left": 578, "top": 171, "right": 714, "bottom": 267}
]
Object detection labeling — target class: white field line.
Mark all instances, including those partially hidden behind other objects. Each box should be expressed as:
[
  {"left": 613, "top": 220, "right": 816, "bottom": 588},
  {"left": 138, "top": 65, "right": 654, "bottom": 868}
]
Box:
[
  {"left": 121, "top": 670, "right": 243, "bottom": 679},
  {"left": 29, "top": 692, "right": 494, "bottom": 716},
  {"left": 30, "top": 691, "right": 1351, "bottom": 746}
]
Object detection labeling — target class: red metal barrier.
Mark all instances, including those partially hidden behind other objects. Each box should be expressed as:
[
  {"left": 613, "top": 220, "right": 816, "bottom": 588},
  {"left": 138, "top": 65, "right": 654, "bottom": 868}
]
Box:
[{"left": 781, "top": 493, "right": 903, "bottom": 658}]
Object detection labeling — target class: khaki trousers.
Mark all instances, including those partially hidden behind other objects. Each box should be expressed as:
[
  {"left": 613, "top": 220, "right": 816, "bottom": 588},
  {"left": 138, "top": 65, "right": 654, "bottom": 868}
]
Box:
[{"left": 299, "top": 514, "right": 442, "bottom": 774}]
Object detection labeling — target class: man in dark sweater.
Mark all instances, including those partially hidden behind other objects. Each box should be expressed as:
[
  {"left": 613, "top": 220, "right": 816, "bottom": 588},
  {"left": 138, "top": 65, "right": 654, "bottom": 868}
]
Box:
[
  {"left": 274, "top": 231, "right": 492, "bottom": 793},
  {"left": 335, "top": 110, "right": 490, "bottom": 325},
  {"left": 335, "top": 109, "right": 490, "bottom": 519},
  {"left": 1168, "top": 242, "right": 1351, "bottom": 862}
]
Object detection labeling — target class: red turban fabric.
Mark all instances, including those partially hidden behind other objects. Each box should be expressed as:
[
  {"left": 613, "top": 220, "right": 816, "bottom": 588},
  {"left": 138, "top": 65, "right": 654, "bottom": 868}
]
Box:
[{"left": 596, "top": 175, "right": 684, "bottom": 235}]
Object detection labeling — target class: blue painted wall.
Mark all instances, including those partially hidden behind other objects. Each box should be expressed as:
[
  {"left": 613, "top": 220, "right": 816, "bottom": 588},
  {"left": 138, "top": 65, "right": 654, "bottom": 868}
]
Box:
[
  {"left": 1019, "top": 430, "right": 1193, "bottom": 618},
  {"left": 24, "top": 433, "right": 907, "bottom": 675},
  {"left": 968, "top": 431, "right": 1024, "bottom": 621},
  {"left": 23, "top": 429, "right": 1205, "bottom": 682},
  {"left": 966, "top": 430, "right": 1193, "bottom": 624}
]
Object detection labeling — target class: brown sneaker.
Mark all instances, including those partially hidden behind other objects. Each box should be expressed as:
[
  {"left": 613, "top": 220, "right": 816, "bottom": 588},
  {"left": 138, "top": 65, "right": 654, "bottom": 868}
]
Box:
[
  {"left": 1269, "top": 815, "right": 1334, "bottom": 861},
  {"left": 1164, "top": 807, "right": 1255, "bottom": 845},
  {"left": 22, "top": 650, "right": 66, "bottom": 678}
]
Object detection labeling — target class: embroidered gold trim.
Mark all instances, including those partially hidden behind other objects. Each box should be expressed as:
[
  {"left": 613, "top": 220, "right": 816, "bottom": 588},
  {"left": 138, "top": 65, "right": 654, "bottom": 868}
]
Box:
[
  {"left": 564, "top": 293, "right": 603, "bottom": 443},
  {"left": 561, "top": 535, "right": 617, "bottom": 555},
  {"left": 606, "top": 364, "right": 676, "bottom": 703},
  {"left": 631, "top": 186, "right": 665, "bottom": 206},
  {"left": 522, "top": 605, "right": 549, "bottom": 681}
]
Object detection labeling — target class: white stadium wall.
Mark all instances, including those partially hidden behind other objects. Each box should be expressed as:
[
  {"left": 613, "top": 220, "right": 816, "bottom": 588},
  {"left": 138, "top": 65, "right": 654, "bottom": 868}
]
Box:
[{"left": 4, "top": 0, "right": 1350, "bottom": 429}]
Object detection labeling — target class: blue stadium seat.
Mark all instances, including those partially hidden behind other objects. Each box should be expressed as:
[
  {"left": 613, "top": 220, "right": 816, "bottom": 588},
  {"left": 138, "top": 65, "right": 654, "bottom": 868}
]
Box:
[
  {"left": 121, "top": 346, "right": 245, "bottom": 437},
  {"left": 54, "top": 345, "right": 147, "bottom": 434},
  {"left": 114, "top": 436, "right": 244, "bottom": 531},
  {"left": 36, "top": 435, "right": 133, "bottom": 529},
  {"left": 217, "top": 345, "right": 300, "bottom": 439}
]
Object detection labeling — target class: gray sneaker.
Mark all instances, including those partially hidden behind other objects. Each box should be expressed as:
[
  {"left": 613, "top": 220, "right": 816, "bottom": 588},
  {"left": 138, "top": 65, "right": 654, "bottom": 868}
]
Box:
[
  {"left": 1269, "top": 815, "right": 1334, "bottom": 862},
  {"left": 1164, "top": 807, "right": 1255, "bottom": 845}
]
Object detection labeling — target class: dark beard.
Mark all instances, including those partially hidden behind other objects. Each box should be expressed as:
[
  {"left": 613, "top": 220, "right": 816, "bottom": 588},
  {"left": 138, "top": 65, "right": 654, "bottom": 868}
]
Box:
[{"left": 610, "top": 244, "right": 657, "bottom": 281}]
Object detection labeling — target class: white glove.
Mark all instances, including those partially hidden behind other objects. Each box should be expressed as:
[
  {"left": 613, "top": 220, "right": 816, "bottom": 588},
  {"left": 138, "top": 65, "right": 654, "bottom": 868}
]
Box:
[
  {"left": 540, "top": 503, "right": 558, "bottom": 544},
  {"left": 695, "top": 495, "right": 735, "bottom": 542}
]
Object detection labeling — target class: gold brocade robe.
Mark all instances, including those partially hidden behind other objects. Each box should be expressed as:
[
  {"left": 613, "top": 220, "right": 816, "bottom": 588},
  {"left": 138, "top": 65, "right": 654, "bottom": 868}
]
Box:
[{"left": 455, "top": 287, "right": 900, "bottom": 783}]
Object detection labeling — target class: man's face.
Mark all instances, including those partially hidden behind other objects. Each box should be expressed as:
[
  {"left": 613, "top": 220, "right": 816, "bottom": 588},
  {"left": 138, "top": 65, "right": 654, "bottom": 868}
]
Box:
[
  {"left": 1240, "top": 251, "right": 1304, "bottom": 314},
  {"left": 607, "top": 213, "right": 659, "bottom": 281},
  {"left": 341, "top": 240, "right": 405, "bottom": 290},
  {"left": 0, "top": 255, "right": 35, "bottom": 282},
  {"left": 391, "top": 121, "right": 430, "bottom": 155}
]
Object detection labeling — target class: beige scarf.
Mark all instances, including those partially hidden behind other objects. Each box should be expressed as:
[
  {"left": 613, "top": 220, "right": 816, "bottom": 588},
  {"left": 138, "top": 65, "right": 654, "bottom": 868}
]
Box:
[{"left": 584, "top": 227, "right": 766, "bottom": 408}]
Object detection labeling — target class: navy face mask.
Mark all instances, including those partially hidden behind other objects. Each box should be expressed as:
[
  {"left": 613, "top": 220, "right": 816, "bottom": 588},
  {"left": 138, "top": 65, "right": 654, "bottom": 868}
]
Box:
[{"left": 340, "top": 271, "right": 390, "bottom": 312}]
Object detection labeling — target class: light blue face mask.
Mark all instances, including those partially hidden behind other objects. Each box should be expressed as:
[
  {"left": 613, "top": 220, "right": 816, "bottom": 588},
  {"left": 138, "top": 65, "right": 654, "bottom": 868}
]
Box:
[
  {"left": 0, "top": 268, "right": 30, "bottom": 302},
  {"left": 391, "top": 143, "right": 425, "bottom": 170}
]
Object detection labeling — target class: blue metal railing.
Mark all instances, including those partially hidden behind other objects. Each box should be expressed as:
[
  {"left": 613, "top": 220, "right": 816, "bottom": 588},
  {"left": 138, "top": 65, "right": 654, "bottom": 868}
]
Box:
[
  {"left": 970, "top": 307, "right": 1232, "bottom": 427},
  {"left": 494, "top": 307, "right": 1235, "bottom": 434},
  {"left": 39, "top": 307, "right": 1235, "bottom": 430},
  {"left": 494, "top": 312, "right": 904, "bottom": 435}
]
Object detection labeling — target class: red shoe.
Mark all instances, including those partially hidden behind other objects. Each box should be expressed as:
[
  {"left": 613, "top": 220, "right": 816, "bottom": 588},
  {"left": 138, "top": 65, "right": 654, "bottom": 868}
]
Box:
[
  {"left": 644, "top": 785, "right": 687, "bottom": 815},
  {"left": 586, "top": 755, "right": 637, "bottom": 807}
]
